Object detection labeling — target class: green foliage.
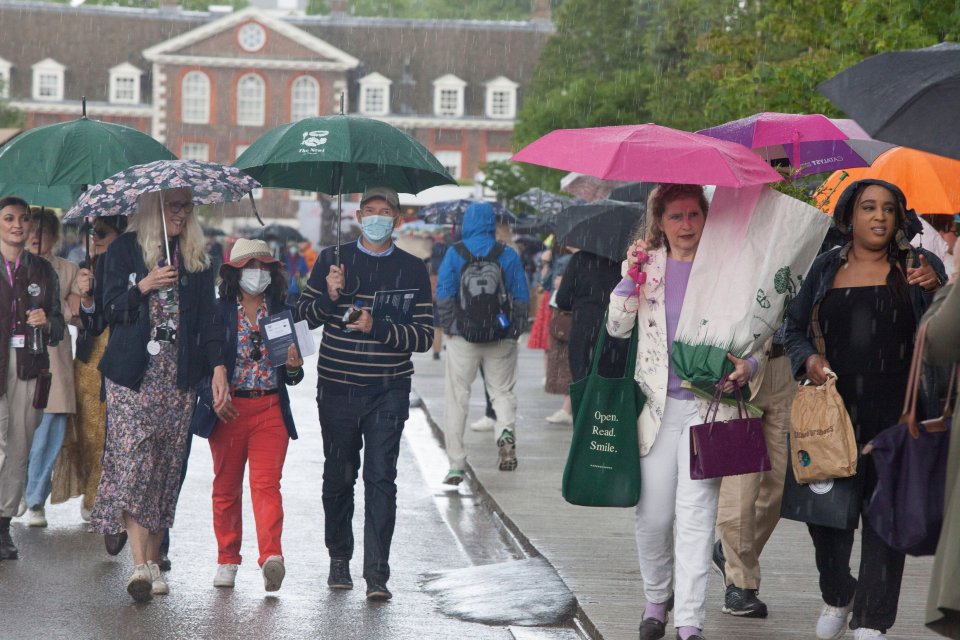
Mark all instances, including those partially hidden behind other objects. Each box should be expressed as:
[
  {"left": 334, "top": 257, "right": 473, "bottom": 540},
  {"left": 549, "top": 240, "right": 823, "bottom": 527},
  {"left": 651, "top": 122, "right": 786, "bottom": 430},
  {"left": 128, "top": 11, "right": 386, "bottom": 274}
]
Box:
[
  {"left": 307, "top": 0, "right": 535, "bottom": 19},
  {"left": 481, "top": 160, "right": 558, "bottom": 204},
  {"left": 0, "top": 80, "right": 24, "bottom": 128}
]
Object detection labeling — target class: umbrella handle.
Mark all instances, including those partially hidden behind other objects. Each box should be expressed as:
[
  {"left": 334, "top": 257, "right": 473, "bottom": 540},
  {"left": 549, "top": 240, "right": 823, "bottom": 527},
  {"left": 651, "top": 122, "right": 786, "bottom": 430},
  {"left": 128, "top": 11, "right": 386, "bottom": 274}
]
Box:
[{"left": 249, "top": 192, "right": 264, "bottom": 227}]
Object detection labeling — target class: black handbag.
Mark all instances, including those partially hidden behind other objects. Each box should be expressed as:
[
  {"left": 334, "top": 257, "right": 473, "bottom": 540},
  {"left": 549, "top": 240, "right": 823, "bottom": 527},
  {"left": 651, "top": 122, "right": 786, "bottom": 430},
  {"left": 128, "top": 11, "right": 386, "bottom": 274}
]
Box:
[{"left": 781, "top": 435, "right": 864, "bottom": 530}]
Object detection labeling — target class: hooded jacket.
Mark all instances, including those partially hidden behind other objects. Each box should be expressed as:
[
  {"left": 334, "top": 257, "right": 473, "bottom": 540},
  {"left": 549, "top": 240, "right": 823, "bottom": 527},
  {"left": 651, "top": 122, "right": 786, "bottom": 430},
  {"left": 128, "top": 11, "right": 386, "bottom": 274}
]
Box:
[{"left": 436, "top": 202, "right": 529, "bottom": 339}]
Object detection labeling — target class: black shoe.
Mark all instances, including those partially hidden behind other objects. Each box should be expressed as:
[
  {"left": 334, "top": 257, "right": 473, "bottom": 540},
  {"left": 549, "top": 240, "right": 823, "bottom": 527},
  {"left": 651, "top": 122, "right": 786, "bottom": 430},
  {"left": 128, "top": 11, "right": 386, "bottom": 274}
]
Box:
[
  {"left": 366, "top": 580, "right": 392, "bottom": 602},
  {"left": 0, "top": 530, "right": 18, "bottom": 560},
  {"left": 328, "top": 558, "right": 353, "bottom": 589},
  {"left": 722, "top": 585, "right": 768, "bottom": 618},
  {"left": 432, "top": 352, "right": 440, "bottom": 360},
  {"left": 712, "top": 540, "right": 726, "bottom": 581},
  {"left": 639, "top": 594, "right": 674, "bottom": 640},
  {"left": 157, "top": 553, "right": 171, "bottom": 572},
  {"left": 104, "top": 531, "right": 128, "bottom": 556}
]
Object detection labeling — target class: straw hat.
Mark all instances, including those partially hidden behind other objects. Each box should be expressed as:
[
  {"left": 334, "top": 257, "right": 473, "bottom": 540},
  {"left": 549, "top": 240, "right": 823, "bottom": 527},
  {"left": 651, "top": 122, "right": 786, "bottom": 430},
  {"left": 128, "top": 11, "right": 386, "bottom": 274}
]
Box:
[{"left": 220, "top": 238, "right": 278, "bottom": 276}]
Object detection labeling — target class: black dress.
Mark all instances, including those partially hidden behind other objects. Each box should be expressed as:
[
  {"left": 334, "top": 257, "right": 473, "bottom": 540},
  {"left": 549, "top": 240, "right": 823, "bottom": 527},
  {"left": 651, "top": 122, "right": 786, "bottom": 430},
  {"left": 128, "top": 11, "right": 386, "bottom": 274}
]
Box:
[{"left": 809, "top": 285, "right": 916, "bottom": 632}]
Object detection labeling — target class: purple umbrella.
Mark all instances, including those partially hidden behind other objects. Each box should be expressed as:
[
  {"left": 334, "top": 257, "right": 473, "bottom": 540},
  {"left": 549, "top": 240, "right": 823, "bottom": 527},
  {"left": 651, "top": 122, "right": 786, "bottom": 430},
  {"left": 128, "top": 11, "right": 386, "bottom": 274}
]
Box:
[{"left": 697, "top": 112, "right": 894, "bottom": 177}]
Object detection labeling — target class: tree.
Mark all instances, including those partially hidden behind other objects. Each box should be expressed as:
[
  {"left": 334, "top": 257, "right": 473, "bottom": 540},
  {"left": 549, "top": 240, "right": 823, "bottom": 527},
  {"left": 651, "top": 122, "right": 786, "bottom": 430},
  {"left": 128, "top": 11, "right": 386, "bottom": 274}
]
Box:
[{"left": 0, "top": 79, "right": 23, "bottom": 128}]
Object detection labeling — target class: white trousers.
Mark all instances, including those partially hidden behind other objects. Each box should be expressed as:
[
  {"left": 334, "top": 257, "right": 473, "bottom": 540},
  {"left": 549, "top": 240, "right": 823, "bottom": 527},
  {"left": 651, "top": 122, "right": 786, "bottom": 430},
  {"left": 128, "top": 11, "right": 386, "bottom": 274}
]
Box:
[
  {"left": 635, "top": 397, "right": 721, "bottom": 628},
  {"left": 0, "top": 354, "right": 42, "bottom": 518},
  {"left": 442, "top": 336, "right": 518, "bottom": 469}
]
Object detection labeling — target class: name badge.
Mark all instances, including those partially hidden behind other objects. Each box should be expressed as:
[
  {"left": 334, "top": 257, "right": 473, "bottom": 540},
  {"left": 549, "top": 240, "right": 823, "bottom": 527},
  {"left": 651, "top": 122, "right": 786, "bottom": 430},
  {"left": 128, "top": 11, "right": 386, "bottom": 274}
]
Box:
[{"left": 9, "top": 334, "right": 24, "bottom": 349}]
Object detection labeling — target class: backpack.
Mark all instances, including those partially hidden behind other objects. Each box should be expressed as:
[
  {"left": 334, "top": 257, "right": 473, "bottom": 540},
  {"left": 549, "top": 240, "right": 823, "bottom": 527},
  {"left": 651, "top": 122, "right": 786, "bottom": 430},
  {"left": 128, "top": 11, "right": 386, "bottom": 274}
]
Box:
[{"left": 453, "top": 242, "right": 510, "bottom": 343}]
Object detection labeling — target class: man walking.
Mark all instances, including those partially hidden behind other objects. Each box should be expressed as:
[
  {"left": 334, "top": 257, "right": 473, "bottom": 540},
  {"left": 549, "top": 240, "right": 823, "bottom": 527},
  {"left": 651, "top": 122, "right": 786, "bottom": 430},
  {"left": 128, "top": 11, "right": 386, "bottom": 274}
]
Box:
[
  {"left": 297, "top": 186, "right": 434, "bottom": 602},
  {"left": 436, "top": 202, "right": 529, "bottom": 485}
]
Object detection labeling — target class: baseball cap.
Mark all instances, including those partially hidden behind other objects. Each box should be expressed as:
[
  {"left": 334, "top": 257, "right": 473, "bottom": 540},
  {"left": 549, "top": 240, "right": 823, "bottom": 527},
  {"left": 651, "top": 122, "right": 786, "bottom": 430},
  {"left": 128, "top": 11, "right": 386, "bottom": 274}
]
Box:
[{"left": 359, "top": 186, "right": 400, "bottom": 211}]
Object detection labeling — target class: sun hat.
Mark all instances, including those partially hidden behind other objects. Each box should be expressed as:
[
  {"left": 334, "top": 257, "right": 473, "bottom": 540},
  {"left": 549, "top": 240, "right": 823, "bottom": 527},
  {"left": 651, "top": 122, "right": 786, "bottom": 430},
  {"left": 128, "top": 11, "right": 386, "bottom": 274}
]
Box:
[
  {"left": 220, "top": 238, "right": 278, "bottom": 277},
  {"left": 359, "top": 186, "right": 400, "bottom": 210}
]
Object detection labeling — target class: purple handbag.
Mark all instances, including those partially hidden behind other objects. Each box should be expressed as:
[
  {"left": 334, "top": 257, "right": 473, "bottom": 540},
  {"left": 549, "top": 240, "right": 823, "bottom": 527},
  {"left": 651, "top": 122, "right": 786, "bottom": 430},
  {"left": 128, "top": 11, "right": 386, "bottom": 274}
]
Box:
[{"left": 690, "top": 377, "right": 771, "bottom": 480}]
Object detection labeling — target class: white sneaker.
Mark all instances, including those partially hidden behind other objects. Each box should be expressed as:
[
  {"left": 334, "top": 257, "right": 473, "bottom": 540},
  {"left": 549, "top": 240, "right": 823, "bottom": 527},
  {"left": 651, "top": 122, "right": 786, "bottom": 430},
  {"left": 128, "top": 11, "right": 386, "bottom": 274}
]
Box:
[
  {"left": 80, "top": 504, "right": 92, "bottom": 522},
  {"left": 470, "top": 416, "right": 496, "bottom": 432},
  {"left": 126, "top": 564, "right": 153, "bottom": 602},
  {"left": 545, "top": 409, "right": 573, "bottom": 424},
  {"left": 27, "top": 507, "right": 47, "bottom": 528},
  {"left": 213, "top": 563, "right": 239, "bottom": 588},
  {"left": 148, "top": 561, "right": 169, "bottom": 595},
  {"left": 16, "top": 498, "right": 27, "bottom": 518},
  {"left": 262, "top": 555, "right": 285, "bottom": 592},
  {"left": 817, "top": 602, "right": 854, "bottom": 640},
  {"left": 853, "top": 629, "right": 886, "bottom": 640}
]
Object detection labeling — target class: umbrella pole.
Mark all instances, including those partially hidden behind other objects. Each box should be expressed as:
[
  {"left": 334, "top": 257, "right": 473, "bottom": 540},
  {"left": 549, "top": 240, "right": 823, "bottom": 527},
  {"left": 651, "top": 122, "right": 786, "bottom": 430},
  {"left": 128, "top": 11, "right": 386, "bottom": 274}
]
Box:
[
  {"left": 249, "top": 191, "right": 264, "bottom": 226},
  {"left": 160, "top": 201, "right": 172, "bottom": 266},
  {"left": 37, "top": 207, "right": 44, "bottom": 256}
]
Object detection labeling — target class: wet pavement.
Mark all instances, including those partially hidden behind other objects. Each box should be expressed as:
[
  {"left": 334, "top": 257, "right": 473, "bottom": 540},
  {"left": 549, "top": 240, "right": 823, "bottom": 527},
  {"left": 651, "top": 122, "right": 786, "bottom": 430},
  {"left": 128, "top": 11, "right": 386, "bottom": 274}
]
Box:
[{"left": 0, "top": 346, "right": 579, "bottom": 640}]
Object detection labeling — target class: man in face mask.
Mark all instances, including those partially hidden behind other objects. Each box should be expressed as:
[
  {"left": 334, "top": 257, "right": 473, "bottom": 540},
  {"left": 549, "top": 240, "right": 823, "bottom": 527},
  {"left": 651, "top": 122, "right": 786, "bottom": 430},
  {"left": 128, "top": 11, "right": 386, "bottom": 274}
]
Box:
[{"left": 295, "top": 186, "right": 435, "bottom": 602}]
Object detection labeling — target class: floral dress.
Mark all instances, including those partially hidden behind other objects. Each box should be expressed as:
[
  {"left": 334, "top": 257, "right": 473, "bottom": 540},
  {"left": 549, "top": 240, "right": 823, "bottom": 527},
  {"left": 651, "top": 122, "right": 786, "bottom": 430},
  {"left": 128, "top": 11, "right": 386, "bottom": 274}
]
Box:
[{"left": 91, "top": 285, "right": 196, "bottom": 534}]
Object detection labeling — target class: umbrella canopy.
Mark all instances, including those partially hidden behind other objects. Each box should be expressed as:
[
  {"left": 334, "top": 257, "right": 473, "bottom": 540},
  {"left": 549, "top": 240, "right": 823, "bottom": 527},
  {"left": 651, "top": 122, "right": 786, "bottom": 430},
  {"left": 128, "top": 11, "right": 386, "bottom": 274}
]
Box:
[
  {"left": 813, "top": 147, "right": 960, "bottom": 215},
  {"left": 252, "top": 223, "right": 306, "bottom": 245},
  {"left": 512, "top": 124, "right": 783, "bottom": 187},
  {"left": 0, "top": 110, "right": 175, "bottom": 188},
  {"left": 233, "top": 115, "right": 455, "bottom": 194},
  {"left": 697, "top": 113, "right": 893, "bottom": 177},
  {"left": 818, "top": 43, "right": 960, "bottom": 160},
  {"left": 514, "top": 188, "right": 581, "bottom": 215},
  {"left": 559, "top": 172, "right": 630, "bottom": 202},
  {"left": 418, "top": 199, "right": 516, "bottom": 226},
  {"left": 0, "top": 183, "right": 83, "bottom": 210},
  {"left": 553, "top": 199, "right": 645, "bottom": 262},
  {"left": 608, "top": 182, "right": 655, "bottom": 204},
  {"left": 64, "top": 159, "right": 260, "bottom": 221}
]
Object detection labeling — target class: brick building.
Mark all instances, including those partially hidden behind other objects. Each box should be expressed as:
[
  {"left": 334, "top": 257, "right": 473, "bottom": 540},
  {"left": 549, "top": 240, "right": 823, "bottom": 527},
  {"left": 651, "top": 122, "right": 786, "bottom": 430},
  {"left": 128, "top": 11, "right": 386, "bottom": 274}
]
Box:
[{"left": 0, "top": 1, "right": 552, "bottom": 218}]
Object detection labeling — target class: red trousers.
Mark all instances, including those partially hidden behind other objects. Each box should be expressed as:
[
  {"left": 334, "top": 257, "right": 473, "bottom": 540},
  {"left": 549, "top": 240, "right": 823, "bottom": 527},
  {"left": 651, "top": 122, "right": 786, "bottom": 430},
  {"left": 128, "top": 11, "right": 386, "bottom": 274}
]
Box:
[{"left": 208, "top": 395, "right": 289, "bottom": 566}]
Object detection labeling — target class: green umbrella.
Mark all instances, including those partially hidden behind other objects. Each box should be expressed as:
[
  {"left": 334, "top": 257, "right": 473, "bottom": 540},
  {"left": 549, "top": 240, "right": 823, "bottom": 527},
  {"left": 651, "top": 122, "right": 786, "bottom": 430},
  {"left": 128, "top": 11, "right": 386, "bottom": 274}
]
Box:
[
  {"left": 234, "top": 113, "right": 456, "bottom": 287},
  {"left": 0, "top": 183, "right": 82, "bottom": 210}
]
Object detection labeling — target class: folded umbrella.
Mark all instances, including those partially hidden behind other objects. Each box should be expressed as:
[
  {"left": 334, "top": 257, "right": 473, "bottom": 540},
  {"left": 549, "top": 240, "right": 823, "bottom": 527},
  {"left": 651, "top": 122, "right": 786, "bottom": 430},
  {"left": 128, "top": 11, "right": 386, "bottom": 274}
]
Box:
[{"left": 552, "top": 200, "right": 644, "bottom": 262}]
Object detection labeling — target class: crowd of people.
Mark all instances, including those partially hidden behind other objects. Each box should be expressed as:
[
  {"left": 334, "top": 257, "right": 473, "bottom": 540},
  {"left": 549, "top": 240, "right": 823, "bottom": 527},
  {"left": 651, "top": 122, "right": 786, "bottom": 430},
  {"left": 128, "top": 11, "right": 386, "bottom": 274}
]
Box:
[{"left": 0, "top": 174, "right": 957, "bottom": 640}]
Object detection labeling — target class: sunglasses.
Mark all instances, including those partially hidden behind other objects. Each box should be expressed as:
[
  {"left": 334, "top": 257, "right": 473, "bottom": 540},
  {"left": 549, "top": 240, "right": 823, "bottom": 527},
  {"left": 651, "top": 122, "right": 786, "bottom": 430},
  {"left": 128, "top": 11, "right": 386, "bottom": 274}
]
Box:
[
  {"left": 249, "top": 331, "right": 263, "bottom": 362},
  {"left": 165, "top": 201, "right": 195, "bottom": 215},
  {"left": 88, "top": 227, "right": 111, "bottom": 239}
]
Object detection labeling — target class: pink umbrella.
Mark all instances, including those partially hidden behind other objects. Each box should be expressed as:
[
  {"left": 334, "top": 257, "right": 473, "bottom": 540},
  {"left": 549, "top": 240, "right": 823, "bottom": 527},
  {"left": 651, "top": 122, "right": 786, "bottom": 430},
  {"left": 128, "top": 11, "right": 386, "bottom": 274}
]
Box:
[
  {"left": 697, "top": 112, "right": 895, "bottom": 177},
  {"left": 512, "top": 124, "right": 782, "bottom": 188}
]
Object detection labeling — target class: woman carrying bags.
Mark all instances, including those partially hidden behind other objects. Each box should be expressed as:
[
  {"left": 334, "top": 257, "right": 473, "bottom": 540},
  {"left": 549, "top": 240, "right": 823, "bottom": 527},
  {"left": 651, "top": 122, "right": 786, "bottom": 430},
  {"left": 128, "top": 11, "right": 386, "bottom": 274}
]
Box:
[
  {"left": 191, "top": 238, "right": 303, "bottom": 593},
  {"left": 0, "top": 196, "right": 64, "bottom": 560},
  {"left": 606, "top": 184, "right": 757, "bottom": 640},
  {"left": 92, "top": 187, "right": 227, "bottom": 602},
  {"left": 783, "top": 179, "right": 944, "bottom": 640}
]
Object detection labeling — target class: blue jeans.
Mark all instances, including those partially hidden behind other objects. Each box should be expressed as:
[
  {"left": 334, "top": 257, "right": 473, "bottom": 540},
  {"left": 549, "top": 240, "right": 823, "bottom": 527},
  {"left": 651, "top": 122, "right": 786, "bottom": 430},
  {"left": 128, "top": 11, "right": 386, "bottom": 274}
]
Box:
[
  {"left": 25, "top": 413, "right": 68, "bottom": 509},
  {"left": 317, "top": 386, "right": 409, "bottom": 584}
]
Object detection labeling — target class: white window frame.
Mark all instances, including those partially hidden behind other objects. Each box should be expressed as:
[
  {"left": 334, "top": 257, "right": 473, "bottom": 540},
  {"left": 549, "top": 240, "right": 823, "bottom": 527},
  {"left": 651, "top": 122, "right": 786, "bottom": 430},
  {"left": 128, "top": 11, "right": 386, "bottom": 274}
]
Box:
[
  {"left": 31, "top": 58, "right": 65, "bottom": 102},
  {"left": 181, "top": 71, "right": 211, "bottom": 124},
  {"left": 235, "top": 145, "right": 263, "bottom": 199},
  {"left": 434, "top": 150, "right": 463, "bottom": 181},
  {"left": 236, "top": 73, "right": 265, "bottom": 127},
  {"left": 0, "top": 57, "right": 11, "bottom": 100},
  {"left": 485, "top": 76, "right": 518, "bottom": 119},
  {"left": 358, "top": 72, "right": 391, "bottom": 117},
  {"left": 180, "top": 142, "right": 209, "bottom": 162},
  {"left": 433, "top": 74, "right": 466, "bottom": 117},
  {"left": 290, "top": 75, "right": 320, "bottom": 121},
  {"left": 109, "top": 62, "right": 142, "bottom": 105}
]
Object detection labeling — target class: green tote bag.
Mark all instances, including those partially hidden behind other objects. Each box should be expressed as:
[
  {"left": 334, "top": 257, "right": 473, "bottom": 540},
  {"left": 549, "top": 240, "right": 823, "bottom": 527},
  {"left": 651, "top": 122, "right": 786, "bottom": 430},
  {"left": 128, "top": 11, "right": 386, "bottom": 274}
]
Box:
[{"left": 562, "top": 314, "right": 645, "bottom": 507}]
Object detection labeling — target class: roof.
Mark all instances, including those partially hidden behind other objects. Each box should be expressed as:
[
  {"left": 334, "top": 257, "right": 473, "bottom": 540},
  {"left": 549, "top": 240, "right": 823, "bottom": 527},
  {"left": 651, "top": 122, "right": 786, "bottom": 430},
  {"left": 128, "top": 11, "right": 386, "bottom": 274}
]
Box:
[{"left": 0, "top": 1, "right": 551, "bottom": 117}]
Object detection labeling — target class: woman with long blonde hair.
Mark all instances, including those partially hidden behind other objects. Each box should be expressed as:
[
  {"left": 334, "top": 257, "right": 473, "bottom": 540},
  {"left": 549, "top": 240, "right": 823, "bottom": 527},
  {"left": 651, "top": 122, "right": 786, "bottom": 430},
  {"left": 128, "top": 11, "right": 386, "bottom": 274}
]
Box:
[{"left": 92, "top": 187, "right": 227, "bottom": 602}]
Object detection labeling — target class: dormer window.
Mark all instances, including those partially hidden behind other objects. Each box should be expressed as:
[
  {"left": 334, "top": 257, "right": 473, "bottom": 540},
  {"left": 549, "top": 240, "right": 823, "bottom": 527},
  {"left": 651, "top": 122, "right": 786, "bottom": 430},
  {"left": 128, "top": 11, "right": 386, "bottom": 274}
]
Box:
[
  {"left": 32, "top": 58, "right": 65, "bottom": 102},
  {"left": 433, "top": 74, "right": 466, "bottom": 117},
  {"left": 0, "top": 57, "right": 11, "bottom": 100},
  {"left": 358, "top": 72, "right": 391, "bottom": 117},
  {"left": 109, "top": 63, "right": 143, "bottom": 105},
  {"left": 485, "top": 76, "right": 518, "bottom": 119}
]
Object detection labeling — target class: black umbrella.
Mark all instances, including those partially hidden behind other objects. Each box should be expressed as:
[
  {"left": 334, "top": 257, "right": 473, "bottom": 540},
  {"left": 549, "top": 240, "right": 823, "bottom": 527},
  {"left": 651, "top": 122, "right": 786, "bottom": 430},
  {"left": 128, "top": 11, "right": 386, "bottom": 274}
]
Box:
[
  {"left": 607, "top": 182, "right": 655, "bottom": 203},
  {"left": 253, "top": 223, "right": 306, "bottom": 245},
  {"left": 818, "top": 43, "right": 960, "bottom": 160},
  {"left": 553, "top": 200, "right": 645, "bottom": 262}
]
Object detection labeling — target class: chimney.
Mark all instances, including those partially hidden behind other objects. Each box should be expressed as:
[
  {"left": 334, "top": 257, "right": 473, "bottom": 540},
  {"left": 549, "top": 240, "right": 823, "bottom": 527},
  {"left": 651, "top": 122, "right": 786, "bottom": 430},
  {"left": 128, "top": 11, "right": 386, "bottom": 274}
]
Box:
[
  {"left": 330, "top": 0, "right": 347, "bottom": 17},
  {"left": 531, "top": 0, "right": 551, "bottom": 24}
]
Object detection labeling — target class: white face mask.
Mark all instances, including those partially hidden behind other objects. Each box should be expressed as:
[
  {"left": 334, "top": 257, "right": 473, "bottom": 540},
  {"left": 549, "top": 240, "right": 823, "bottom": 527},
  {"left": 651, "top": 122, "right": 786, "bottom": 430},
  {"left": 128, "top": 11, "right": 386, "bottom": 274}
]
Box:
[{"left": 239, "top": 268, "right": 272, "bottom": 295}]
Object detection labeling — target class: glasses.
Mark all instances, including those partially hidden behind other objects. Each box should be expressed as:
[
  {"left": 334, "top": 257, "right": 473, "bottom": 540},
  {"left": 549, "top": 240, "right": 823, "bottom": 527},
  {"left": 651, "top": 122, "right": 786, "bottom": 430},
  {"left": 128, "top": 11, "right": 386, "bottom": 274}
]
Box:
[
  {"left": 165, "top": 201, "right": 195, "bottom": 215},
  {"left": 249, "top": 331, "right": 263, "bottom": 362},
  {"left": 88, "top": 227, "right": 110, "bottom": 239}
]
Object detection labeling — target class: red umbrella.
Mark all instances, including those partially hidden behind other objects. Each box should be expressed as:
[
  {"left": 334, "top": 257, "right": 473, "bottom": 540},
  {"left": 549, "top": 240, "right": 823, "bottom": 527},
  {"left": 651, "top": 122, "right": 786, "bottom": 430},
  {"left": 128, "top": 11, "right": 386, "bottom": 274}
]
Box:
[{"left": 512, "top": 124, "right": 783, "bottom": 188}]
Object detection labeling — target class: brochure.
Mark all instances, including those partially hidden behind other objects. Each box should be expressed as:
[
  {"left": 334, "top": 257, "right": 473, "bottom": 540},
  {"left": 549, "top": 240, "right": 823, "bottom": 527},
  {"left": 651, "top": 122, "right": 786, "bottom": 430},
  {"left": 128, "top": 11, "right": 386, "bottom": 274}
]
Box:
[{"left": 372, "top": 289, "right": 418, "bottom": 324}]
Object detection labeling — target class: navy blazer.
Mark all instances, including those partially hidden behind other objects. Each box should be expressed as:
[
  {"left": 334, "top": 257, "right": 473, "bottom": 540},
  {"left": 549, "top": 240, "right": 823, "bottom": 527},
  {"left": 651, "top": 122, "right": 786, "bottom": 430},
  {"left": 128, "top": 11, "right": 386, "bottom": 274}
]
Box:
[
  {"left": 190, "top": 297, "right": 303, "bottom": 440},
  {"left": 98, "top": 232, "right": 224, "bottom": 391}
]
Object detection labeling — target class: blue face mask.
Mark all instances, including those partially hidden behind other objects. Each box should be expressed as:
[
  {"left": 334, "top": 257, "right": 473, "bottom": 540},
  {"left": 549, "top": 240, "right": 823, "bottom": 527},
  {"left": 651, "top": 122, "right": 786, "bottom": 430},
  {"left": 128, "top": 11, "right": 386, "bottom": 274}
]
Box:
[{"left": 360, "top": 214, "right": 395, "bottom": 244}]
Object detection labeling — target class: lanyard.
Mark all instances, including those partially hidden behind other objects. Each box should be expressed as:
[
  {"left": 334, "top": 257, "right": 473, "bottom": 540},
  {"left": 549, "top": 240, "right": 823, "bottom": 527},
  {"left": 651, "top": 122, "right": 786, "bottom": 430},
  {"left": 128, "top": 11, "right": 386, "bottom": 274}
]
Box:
[{"left": 4, "top": 255, "right": 21, "bottom": 332}]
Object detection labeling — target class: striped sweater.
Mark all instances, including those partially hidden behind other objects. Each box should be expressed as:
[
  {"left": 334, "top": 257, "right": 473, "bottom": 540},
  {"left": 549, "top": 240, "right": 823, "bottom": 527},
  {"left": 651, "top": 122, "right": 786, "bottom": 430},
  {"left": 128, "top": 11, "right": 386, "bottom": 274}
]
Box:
[{"left": 297, "top": 241, "right": 434, "bottom": 395}]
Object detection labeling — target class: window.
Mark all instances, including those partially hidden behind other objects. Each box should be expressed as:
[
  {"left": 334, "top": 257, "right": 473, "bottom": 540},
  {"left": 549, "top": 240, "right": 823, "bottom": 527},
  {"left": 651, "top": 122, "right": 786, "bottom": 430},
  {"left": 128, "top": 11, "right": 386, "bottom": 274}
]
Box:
[
  {"left": 109, "top": 63, "right": 142, "bottom": 105},
  {"left": 181, "top": 71, "right": 211, "bottom": 124},
  {"left": 237, "top": 23, "right": 266, "bottom": 52},
  {"left": 236, "top": 74, "right": 265, "bottom": 126},
  {"left": 434, "top": 150, "right": 462, "bottom": 180},
  {"left": 432, "top": 74, "right": 466, "bottom": 117},
  {"left": 31, "top": 58, "right": 65, "bottom": 102},
  {"left": 290, "top": 76, "right": 319, "bottom": 121},
  {"left": 358, "top": 72, "right": 391, "bottom": 116},
  {"left": 485, "top": 77, "right": 518, "bottom": 119},
  {"left": 181, "top": 142, "right": 209, "bottom": 162},
  {"left": 0, "top": 58, "right": 11, "bottom": 100}
]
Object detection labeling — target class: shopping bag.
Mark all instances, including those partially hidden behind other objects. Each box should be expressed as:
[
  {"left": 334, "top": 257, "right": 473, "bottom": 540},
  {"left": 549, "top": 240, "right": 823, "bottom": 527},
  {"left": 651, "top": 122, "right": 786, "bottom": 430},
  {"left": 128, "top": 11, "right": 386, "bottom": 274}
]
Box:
[
  {"left": 562, "top": 313, "right": 645, "bottom": 507},
  {"left": 689, "top": 377, "right": 771, "bottom": 479},
  {"left": 781, "top": 441, "right": 864, "bottom": 530},
  {"left": 865, "top": 322, "right": 954, "bottom": 556},
  {"left": 672, "top": 186, "right": 830, "bottom": 389},
  {"left": 789, "top": 372, "right": 858, "bottom": 483}
]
